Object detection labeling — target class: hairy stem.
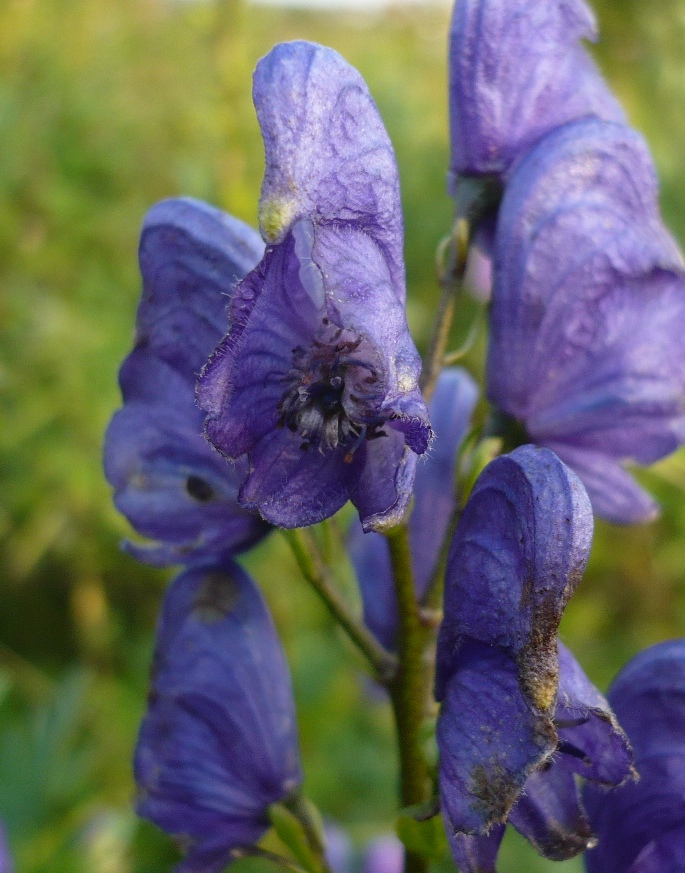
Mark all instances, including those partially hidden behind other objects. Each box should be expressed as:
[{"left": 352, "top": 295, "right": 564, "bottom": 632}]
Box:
[
  {"left": 385, "top": 525, "right": 432, "bottom": 873},
  {"left": 284, "top": 528, "right": 398, "bottom": 683}
]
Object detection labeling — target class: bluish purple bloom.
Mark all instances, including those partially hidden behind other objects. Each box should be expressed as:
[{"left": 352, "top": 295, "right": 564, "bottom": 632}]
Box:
[
  {"left": 104, "top": 198, "right": 271, "bottom": 566},
  {"left": 134, "top": 557, "right": 302, "bottom": 873},
  {"left": 436, "top": 446, "right": 633, "bottom": 869},
  {"left": 584, "top": 639, "right": 685, "bottom": 873},
  {"left": 487, "top": 120, "right": 685, "bottom": 524},
  {"left": 448, "top": 0, "right": 624, "bottom": 188},
  {"left": 349, "top": 368, "right": 477, "bottom": 650},
  {"left": 197, "top": 41, "right": 431, "bottom": 532},
  {"left": 324, "top": 826, "right": 403, "bottom": 873}
]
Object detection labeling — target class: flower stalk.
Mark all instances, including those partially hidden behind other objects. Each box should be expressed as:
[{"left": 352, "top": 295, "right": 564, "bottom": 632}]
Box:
[{"left": 284, "top": 528, "right": 398, "bottom": 684}]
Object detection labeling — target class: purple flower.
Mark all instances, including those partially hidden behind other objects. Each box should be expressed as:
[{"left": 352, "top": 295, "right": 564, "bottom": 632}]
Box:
[
  {"left": 349, "top": 368, "right": 477, "bottom": 650},
  {"left": 197, "top": 41, "right": 431, "bottom": 532},
  {"left": 436, "top": 446, "right": 633, "bottom": 869},
  {"left": 134, "top": 558, "right": 302, "bottom": 873},
  {"left": 104, "top": 198, "right": 271, "bottom": 566},
  {"left": 584, "top": 639, "right": 685, "bottom": 873},
  {"left": 448, "top": 0, "right": 624, "bottom": 187},
  {"left": 487, "top": 119, "right": 685, "bottom": 524}
]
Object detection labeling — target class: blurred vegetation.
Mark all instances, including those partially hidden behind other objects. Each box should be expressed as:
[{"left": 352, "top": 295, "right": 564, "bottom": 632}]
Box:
[{"left": 1, "top": 0, "right": 685, "bottom": 870}]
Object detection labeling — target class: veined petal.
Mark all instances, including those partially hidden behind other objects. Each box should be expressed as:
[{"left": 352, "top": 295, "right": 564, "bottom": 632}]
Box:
[
  {"left": 436, "top": 445, "right": 593, "bottom": 704},
  {"left": 198, "top": 42, "right": 429, "bottom": 529},
  {"left": 584, "top": 640, "right": 685, "bottom": 873},
  {"left": 487, "top": 120, "right": 685, "bottom": 522},
  {"left": 137, "top": 197, "right": 264, "bottom": 377},
  {"left": 448, "top": 0, "right": 624, "bottom": 182},
  {"left": 135, "top": 559, "right": 302, "bottom": 869},
  {"left": 254, "top": 41, "right": 405, "bottom": 295}
]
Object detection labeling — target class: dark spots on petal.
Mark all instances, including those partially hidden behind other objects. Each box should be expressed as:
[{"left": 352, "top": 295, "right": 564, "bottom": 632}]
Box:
[
  {"left": 193, "top": 571, "right": 239, "bottom": 623},
  {"left": 469, "top": 762, "right": 520, "bottom": 823},
  {"left": 186, "top": 475, "right": 216, "bottom": 502},
  {"left": 528, "top": 816, "right": 597, "bottom": 861}
]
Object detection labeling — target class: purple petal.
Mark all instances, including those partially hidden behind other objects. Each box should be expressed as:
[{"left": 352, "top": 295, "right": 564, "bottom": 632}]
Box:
[
  {"left": 603, "top": 639, "right": 685, "bottom": 759},
  {"left": 199, "top": 226, "right": 324, "bottom": 459},
  {"left": 508, "top": 758, "right": 595, "bottom": 860},
  {"left": 448, "top": 0, "right": 625, "bottom": 182},
  {"left": 626, "top": 825, "right": 685, "bottom": 873},
  {"left": 104, "top": 366, "right": 269, "bottom": 566},
  {"left": 0, "top": 824, "right": 13, "bottom": 873},
  {"left": 135, "top": 559, "right": 302, "bottom": 864},
  {"left": 438, "top": 641, "right": 557, "bottom": 834},
  {"left": 584, "top": 753, "right": 685, "bottom": 873},
  {"left": 350, "top": 369, "right": 477, "bottom": 646},
  {"left": 409, "top": 369, "right": 478, "bottom": 586},
  {"left": 352, "top": 431, "right": 418, "bottom": 534},
  {"left": 487, "top": 120, "right": 685, "bottom": 522},
  {"left": 198, "top": 43, "right": 429, "bottom": 529},
  {"left": 436, "top": 445, "right": 593, "bottom": 704},
  {"left": 555, "top": 641, "right": 634, "bottom": 786},
  {"left": 445, "top": 826, "right": 504, "bottom": 873},
  {"left": 137, "top": 197, "right": 264, "bottom": 378},
  {"left": 254, "top": 41, "right": 405, "bottom": 295},
  {"left": 239, "top": 428, "right": 364, "bottom": 528},
  {"left": 545, "top": 443, "right": 659, "bottom": 526}
]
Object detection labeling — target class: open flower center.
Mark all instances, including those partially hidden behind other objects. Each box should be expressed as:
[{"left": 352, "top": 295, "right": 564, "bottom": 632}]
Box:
[{"left": 278, "top": 318, "right": 388, "bottom": 460}]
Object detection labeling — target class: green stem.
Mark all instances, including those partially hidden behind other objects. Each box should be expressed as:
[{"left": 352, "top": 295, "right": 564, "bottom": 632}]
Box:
[
  {"left": 385, "top": 525, "right": 432, "bottom": 873},
  {"left": 283, "top": 528, "right": 398, "bottom": 683},
  {"left": 420, "top": 219, "right": 470, "bottom": 403},
  {"left": 230, "top": 847, "right": 310, "bottom": 873}
]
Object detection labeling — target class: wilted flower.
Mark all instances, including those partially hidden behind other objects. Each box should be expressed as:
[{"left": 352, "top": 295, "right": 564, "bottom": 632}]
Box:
[
  {"left": 104, "top": 198, "right": 271, "bottom": 566},
  {"left": 448, "top": 0, "right": 624, "bottom": 188},
  {"left": 487, "top": 120, "right": 685, "bottom": 524},
  {"left": 134, "top": 558, "right": 302, "bottom": 873},
  {"left": 197, "top": 41, "right": 431, "bottom": 532},
  {"left": 349, "top": 368, "right": 478, "bottom": 650},
  {"left": 436, "top": 446, "right": 633, "bottom": 869},
  {"left": 584, "top": 639, "right": 685, "bottom": 873}
]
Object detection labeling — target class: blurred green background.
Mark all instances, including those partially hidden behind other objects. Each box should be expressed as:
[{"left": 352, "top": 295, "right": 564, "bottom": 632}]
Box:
[{"left": 1, "top": 0, "right": 685, "bottom": 870}]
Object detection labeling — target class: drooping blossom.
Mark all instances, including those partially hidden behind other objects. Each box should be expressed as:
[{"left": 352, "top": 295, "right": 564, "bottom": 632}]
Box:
[
  {"left": 584, "top": 639, "right": 685, "bottom": 873},
  {"left": 448, "top": 0, "right": 624, "bottom": 188},
  {"left": 134, "top": 558, "right": 302, "bottom": 873},
  {"left": 197, "top": 41, "right": 431, "bottom": 532},
  {"left": 436, "top": 446, "right": 633, "bottom": 870},
  {"left": 349, "top": 368, "right": 478, "bottom": 651},
  {"left": 487, "top": 120, "right": 685, "bottom": 524},
  {"left": 104, "top": 198, "right": 271, "bottom": 566}
]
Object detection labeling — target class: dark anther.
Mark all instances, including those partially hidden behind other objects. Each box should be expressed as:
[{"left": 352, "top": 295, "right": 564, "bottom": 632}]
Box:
[{"left": 186, "top": 475, "right": 216, "bottom": 502}]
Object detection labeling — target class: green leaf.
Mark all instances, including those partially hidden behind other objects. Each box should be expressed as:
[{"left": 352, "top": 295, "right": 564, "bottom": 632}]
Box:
[
  {"left": 268, "top": 802, "right": 323, "bottom": 873},
  {"left": 396, "top": 807, "right": 448, "bottom": 862}
]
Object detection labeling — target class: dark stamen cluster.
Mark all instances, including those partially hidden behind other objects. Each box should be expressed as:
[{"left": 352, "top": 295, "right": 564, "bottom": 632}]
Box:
[{"left": 277, "top": 318, "right": 387, "bottom": 461}]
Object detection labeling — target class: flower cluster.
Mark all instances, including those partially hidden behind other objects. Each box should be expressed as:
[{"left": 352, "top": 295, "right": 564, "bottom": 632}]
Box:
[
  {"left": 101, "top": 1, "right": 685, "bottom": 872},
  {"left": 449, "top": 0, "right": 685, "bottom": 525}
]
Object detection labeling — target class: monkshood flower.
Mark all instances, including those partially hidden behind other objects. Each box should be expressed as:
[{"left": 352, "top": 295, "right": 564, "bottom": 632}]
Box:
[
  {"left": 104, "top": 198, "right": 271, "bottom": 566},
  {"left": 487, "top": 119, "right": 685, "bottom": 524},
  {"left": 584, "top": 639, "right": 685, "bottom": 873},
  {"left": 198, "top": 41, "right": 431, "bottom": 531},
  {"left": 435, "top": 446, "right": 633, "bottom": 869},
  {"left": 135, "top": 557, "right": 302, "bottom": 873},
  {"left": 448, "top": 0, "right": 624, "bottom": 188},
  {"left": 348, "top": 368, "right": 477, "bottom": 651}
]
